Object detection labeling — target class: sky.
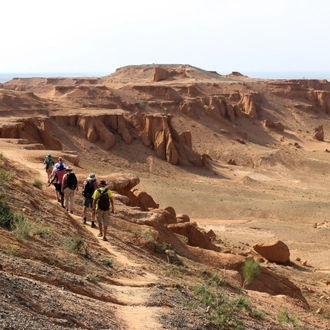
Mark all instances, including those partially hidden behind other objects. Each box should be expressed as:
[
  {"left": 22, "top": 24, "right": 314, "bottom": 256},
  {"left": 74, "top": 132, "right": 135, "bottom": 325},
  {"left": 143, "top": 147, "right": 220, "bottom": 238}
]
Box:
[{"left": 1, "top": 0, "right": 330, "bottom": 76}]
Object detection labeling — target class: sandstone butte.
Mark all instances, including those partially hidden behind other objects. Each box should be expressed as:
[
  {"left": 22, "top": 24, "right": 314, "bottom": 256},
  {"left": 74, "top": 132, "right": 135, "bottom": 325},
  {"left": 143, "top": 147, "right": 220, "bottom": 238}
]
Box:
[{"left": 0, "top": 64, "right": 330, "bottom": 329}]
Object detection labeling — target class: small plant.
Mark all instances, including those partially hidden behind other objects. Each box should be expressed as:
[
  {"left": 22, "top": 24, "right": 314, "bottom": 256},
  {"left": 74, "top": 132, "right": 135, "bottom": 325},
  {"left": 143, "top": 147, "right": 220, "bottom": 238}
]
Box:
[
  {"left": 33, "top": 179, "right": 43, "bottom": 189},
  {"left": 242, "top": 258, "right": 260, "bottom": 288},
  {"left": 100, "top": 258, "right": 113, "bottom": 268},
  {"left": 0, "top": 152, "right": 3, "bottom": 160},
  {"left": 0, "top": 168, "right": 13, "bottom": 184},
  {"left": 11, "top": 213, "right": 34, "bottom": 240},
  {"left": 13, "top": 179, "right": 22, "bottom": 186},
  {"left": 277, "top": 308, "right": 298, "bottom": 325},
  {"left": 85, "top": 273, "right": 99, "bottom": 283},
  {"left": 33, "top": 226, "right": 52, "bottom": 237},
  {"left": 4, "top": 245, "right": 18, "bottom": 256},
  {"left": 0, "top": 201, "right": 13, "bottom": 228},
  {"left": 63, "top": 235, "right": 89, "bottom": 256},
  {"left": 177, "top": 234, "right": 188, "bottom": 245}
]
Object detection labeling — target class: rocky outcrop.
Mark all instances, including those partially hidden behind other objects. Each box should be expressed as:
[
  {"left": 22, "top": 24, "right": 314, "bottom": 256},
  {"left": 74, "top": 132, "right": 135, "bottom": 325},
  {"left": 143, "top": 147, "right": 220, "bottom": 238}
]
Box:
[
  {"left": 0, "top": 118, "right": 62, "bottom": 150},
  {"left": 313, "top": 125, "right": 324, "bottom": 141},
  {"left": 262, "top": 120, "right": 285, "bottom": 131},
  {"left": 237, "top": 93, "right": 260, "bottom": 119},
  {"left": 167, "top": 222, "right": 219, "bottom": 251},
  {"left": 253, "top": 240, "right": 290, "bottom": 263},
  {"left": 152, "top": 68, "right": 168, "bottom": 82}
]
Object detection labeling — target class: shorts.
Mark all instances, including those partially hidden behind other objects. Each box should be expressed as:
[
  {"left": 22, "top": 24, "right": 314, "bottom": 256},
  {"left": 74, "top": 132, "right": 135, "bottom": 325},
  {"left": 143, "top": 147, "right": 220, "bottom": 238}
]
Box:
[
  {"left": 46, "top": 165, "right": 53, "bottom": 175},
  {"left": 54, "top": 183, "right": 64, "bottom": 196},
  {"left": 97, "top": 210, "right": 110, "bottom": 227},
  {"left": 83, "top": 197, "right": 93, "bottom": 208}
]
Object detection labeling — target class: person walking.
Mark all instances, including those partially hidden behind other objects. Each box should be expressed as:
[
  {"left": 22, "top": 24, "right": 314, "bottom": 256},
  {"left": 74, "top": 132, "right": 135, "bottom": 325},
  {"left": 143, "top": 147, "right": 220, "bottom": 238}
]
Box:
[
  {"left": 43, "top": 154, "right": 55, "bottom": 179},
  {"left": 82, "top": 173, "right": 98, "bottom": 228},
  {"left": 48, "top": 162, "right": 66, "bottom": 206},
  {"left": 92, "top": 180, "right": 114, "bottom": 241},
  {"left": 54, "top": 157, "right": 66, "bottom": 171},
  {"left": 61, "top": 166, "right": 78, "bottom": 214}
]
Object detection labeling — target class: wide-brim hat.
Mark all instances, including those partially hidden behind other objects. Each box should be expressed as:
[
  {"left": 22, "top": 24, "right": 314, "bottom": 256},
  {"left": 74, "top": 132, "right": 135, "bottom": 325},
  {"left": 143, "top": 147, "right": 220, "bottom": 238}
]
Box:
[
  {"left": 99, "top": 180, "right": 107, "bottom": 186},
  {"left": 87, "top": 173, "right": 96, "bottom": 180},
  {"left": 65, "top": 166, "right": 73, "bottom": 171}
]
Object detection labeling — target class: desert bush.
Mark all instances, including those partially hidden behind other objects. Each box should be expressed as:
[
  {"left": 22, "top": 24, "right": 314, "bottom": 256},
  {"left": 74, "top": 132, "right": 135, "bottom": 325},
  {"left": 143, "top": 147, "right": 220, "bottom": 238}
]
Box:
[
  {"left": 33, "top": 226, "right": 52, "bottom": 237},
  {"left": 63, "top": 235, "right": 89, "bottom": 257},
  {"left": 33, "top": 179, "right": 43, "bottom": 189},
  {"left": 0, "top": 168, "right": 13, "bottom": 184},
  {"left": 0, "top": 201, "right": 13, "bottom": 228},
  {"left": 242, "top": 258, "right": 260, "bottom": 288},
  {"left": 277, "top": 308, "right": 298, "bottom": 325},
  {"left": 4, "top": 245, "right": 18, "bottom": 256},
  {"left": 11, "top": 213, "right": 34, "bottom": 240},
  {"left": 85, "top": 273, "right": 99, "bottom": 283},
  {"left": 100, "top": 258, "right": 113, "bottom": 268}
]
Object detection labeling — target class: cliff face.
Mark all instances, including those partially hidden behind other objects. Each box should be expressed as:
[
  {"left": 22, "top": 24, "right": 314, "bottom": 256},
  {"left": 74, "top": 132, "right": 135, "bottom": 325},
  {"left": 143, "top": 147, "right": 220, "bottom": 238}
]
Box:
[{"left": 2, "top": 64, "right": 330, "bottom": 167}]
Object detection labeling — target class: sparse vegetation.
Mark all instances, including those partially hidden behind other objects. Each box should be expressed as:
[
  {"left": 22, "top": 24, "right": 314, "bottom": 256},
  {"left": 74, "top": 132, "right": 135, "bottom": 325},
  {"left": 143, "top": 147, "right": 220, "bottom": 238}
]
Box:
[
  {"left": 62, "top": 235, "right": 89, "bottom": 257},
  {"left": 85, "top": 273, "right": 99, "bottom": 283},
  {"left": 0, "top": 201, "right": 13, "bottom": 228},
  {"left": 33, "top": 226, "right": 52, "bottom": 237},
  {"left": 4, "top": 244, "right": 18, "bottom": 256},
  {"left": 277, "top": 308, "right": 298, "bottom": 326},
  {"left": 100, "top": 258, "right": 113, "bottom": 268},
  {"left": 11, "top": 213, "right": 34, "bottom": 240},
  {"left": 242, "top": 259, "right": 260, "bottom": 288},
  {"left": 33, "top": 179, "right": 43, "bottom": 189}
]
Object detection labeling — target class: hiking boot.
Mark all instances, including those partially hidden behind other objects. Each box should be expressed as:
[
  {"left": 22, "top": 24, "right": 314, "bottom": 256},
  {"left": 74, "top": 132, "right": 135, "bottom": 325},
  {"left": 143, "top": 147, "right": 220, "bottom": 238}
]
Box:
[
  {"left": 70, "top": 210, "right": 73, "bottom": 214},
  {"left": 91, "top": 222, "right": 97, "bottom": 228},
  {"left": 83, "top": 217, "right": 87, "bottom": 224},
  {"left": 97, "top": 233, "right": 102, "bottom": 237},
  {"left": 102, "top": 237, "right": 108, "bottom": 241}
]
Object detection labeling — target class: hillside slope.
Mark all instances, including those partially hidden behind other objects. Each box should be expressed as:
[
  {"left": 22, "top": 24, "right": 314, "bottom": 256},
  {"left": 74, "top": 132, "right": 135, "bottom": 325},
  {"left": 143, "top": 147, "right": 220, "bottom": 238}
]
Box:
[{"left": 1, "top": 65, "right": 330, "bottom": 329}]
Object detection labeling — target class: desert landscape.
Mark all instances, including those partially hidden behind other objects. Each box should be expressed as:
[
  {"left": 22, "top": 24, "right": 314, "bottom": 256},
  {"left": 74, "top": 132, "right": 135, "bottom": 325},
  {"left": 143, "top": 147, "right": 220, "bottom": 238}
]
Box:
[{"left": 1, "top": 64, "right": 330, "bottom": 329}]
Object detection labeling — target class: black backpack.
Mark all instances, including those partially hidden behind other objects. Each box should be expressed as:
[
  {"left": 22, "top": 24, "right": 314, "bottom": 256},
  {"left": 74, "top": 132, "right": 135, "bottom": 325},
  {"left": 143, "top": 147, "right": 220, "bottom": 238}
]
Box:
[
  {"left": 83, "top": 180, "right": 95, "bottom": 198},
  {"left": 97, "top": 188, "right": 110, "bottom": 211},
  {"left": 66, "top": 172, "right": 77, "bottom": 190}
]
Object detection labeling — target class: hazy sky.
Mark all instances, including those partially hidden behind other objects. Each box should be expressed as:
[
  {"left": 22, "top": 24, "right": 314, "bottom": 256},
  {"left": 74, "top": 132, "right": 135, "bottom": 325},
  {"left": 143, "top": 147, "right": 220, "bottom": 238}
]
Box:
[{"left": 1, "top": 0, "right": 330, "bottom": 75}]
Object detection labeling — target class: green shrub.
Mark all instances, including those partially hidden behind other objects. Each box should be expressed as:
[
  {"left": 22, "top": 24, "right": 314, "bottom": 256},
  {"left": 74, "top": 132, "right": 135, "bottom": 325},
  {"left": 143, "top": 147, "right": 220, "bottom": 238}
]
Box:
[
  {"left": 33, "top": 179, "right": 43, "bottom": 189},
  {"left": 277, "top": 308, "right": 298, "bottom": 325},
  {"left": 100, "top": 258, "right": 113, "bottom": 267},
  {"left": 85, "top": 273, "right": 99, "bottom": 283},
  {"left": 0, "top": 201, "right": 13, "bottom": 228},
  {"left": 63, "top": 235, "right": 89, "bottom": 256},
  {"left": 11, "top": 213, "right": 34, "bottom": 240},
  {"left": 242, "top": 259, "right": 260, "bottom": 288},
  {"left": 4, "top": 245, "right": 18, "bottom": 256},
  {"left": 33, "top": 226, "right": 52, "bottom": 237},
  {"left": 0, "top": 168, "right": 13, "bottom": 185}
]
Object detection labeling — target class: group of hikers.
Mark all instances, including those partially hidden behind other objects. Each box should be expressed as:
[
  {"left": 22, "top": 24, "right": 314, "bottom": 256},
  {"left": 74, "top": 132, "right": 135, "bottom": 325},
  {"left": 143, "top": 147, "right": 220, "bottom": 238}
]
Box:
[{"left": 44, "top": 154, "right": 114, "bottom": 241}]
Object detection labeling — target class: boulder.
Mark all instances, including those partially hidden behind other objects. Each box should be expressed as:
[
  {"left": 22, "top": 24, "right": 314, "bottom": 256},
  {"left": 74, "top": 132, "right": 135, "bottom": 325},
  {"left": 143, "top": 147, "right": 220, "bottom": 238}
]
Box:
[
  {"left": 167, "top": 222, "right": 219, "bottom": 251},
  {"left": 176, "top": 214, "right": 190, "bottom": 223},
  {"left": 253, "top": 240, "right": 290, "bottom": 263}
]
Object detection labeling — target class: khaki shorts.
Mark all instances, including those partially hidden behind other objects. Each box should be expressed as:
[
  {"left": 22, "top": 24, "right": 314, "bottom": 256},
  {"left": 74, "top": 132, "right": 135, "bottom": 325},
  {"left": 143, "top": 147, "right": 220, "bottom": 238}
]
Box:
[
  {"left": 97, "top": 210, "right": 110, "bottom": 227},
  {"left": 46, "top": 165, "right": 53, "bottom": 175}
]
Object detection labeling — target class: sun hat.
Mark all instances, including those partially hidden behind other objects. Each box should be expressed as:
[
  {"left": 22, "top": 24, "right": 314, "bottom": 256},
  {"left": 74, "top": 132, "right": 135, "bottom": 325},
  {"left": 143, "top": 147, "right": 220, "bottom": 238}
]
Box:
[
  {"left": 87, "top": 173, "right": 96, "bottom": 180},
  {"left": 65, "top": 166, "right": 73, "bottom": 171},
  {"left": 99, "top": 180, "right": 107, "bottom": 186}
]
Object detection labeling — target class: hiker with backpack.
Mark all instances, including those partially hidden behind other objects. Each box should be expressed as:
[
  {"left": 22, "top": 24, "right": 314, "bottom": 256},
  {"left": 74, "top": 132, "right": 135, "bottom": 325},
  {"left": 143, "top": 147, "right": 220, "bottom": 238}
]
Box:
[
  {"left": 82, "top": 173, "right": 98, "bottom": 228},
  {"left": 43, "top": 154, "right": 55, "bottom": 179},
  {"left": 92, "top": 180, "right": 114, "bottom": 241},
  {"left": 61, "top": 166, "right": 78, "bottom": 214},
  {"left": 48, "top": 162, "right": 66, "bottom": 207}
]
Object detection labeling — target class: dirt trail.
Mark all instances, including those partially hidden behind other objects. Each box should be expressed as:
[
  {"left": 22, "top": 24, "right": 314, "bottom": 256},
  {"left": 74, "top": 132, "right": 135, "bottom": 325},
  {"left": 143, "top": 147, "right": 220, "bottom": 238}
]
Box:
[{"left": 1, "top": 144, "right": 166, "bottom": 330}]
